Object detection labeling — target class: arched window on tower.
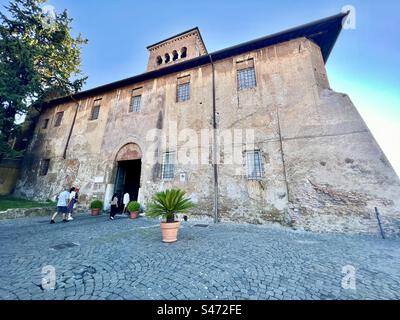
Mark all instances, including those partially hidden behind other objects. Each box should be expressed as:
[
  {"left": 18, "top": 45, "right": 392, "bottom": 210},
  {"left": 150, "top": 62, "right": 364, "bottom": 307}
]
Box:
[
  {"left": 156, "top": 56, "right": 162, "bottom": 65},
  {"left": 180, "top": 47, "right": 187, "bottom": 59},
  {"left": 164, "top": 53, "right": 171, "bottom": 64},
  {"left": 172, "top": 50, "right": 178, "bottom": 61}
]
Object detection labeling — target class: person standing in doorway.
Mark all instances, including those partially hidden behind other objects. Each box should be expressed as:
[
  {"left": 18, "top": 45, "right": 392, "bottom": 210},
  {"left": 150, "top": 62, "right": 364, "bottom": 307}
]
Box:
[
  {"left": 110, "top": 193, "right": 118, "bottom": 220},
  {"left": 123, "top": 192, "right": 130, "bottom": 214},
  {"left": 67, "top": 187, "right": 76, "bottom": 221},
  {"left": 51, "top": 187, "right": 70, "bottom": 223}
]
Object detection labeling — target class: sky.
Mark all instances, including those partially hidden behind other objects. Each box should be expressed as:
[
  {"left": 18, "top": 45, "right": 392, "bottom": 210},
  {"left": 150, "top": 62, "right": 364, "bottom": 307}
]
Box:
[{"left": 3, "top": 0, "right": 399, "bottom": 175}]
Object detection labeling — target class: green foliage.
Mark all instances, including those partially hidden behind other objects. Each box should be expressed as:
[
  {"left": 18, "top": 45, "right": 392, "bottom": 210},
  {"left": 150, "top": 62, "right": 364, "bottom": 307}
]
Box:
[
  {"left": 0, "top": 195, "right": 55, "bottom": 210},
  {"left": 146, "top": 189, "right": 194, "bottom": 223},
  {"left": 0, "top": 0, "right": 87, "bottom": 158},
  {"left": 127, "top": 201, "right": 140, "bottom": 212},
  {"left": 90, "top": 200, "right": 103, "bottom": 209}
]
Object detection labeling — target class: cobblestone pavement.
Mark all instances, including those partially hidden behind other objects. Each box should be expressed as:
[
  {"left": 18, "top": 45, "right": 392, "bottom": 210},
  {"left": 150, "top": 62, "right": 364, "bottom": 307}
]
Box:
[{"left": 0, "top": 213, "right": 399, "bottom": 300}]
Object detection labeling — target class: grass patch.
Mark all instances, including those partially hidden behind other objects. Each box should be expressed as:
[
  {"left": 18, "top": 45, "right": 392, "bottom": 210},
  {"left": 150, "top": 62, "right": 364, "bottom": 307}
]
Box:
[{"left": 0, "top": 196, "right": 55, "bottom": 211}]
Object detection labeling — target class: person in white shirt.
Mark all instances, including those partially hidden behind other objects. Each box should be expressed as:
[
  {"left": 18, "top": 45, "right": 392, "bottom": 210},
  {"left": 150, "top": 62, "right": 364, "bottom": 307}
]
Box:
[
  {"left": 67, "top": 187, "right": 76, "bottom": 221},
  {"left": 51, "top": 188, "right": 70, "bottom": 224},
  {"left": 123, "top": 192, "right": 130, "bottom": 214}
]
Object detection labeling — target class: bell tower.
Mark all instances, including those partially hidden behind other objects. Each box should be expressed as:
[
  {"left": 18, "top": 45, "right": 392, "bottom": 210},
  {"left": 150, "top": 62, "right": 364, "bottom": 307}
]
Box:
[{"left": 146, "top": 27, "right": 207, "bottom": 72}]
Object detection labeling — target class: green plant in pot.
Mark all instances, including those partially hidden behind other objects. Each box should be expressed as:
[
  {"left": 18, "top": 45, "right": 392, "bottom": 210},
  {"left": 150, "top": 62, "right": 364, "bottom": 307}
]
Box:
[
  {"left": 90, "top": 200, "right": 103, "bottom": 216},
  {"left": 127, "top": 201, "right": 140, "bottom": 219},
  {"left": 146, "top": 189, "right": 194, "bottom": 243}
]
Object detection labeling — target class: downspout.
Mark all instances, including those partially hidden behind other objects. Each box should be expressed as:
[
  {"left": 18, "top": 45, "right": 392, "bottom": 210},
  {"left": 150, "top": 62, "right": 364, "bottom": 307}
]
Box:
[
  {"left": 275, "top": 103, "right": 291, "bottom": 222},
  {"left": 210, "top": 54, "right": 219, "bottom": 223},
  {"left": 63, "top": 96, "right": 80, "bottom": 159}
]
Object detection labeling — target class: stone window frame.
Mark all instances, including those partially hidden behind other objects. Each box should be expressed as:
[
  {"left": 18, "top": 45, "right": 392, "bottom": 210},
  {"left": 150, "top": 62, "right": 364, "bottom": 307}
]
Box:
[
  {"left": 161, "top": 151, "right": 175, "bottom": 181},
  {"left": 245, "top": 150, "right": 264, "bottom": 180},
  {"left": 176, "top": 75, "right": 191, "bottom": 102},
  {"left": 54, "top": 111, "right": 64, "bottom": 127},
  {"left": 129, "top": 88, "right": 143, "bottom": 113},
  {"left": 42, "top": 118, "right": 49, "bottom": 129},
  {"left": 236, "top": 58, "right": 257, "bottom": 90},
  {"left": 39, "top": 158, "right": 50, "bottom": 176},
  {"left": 89, "top": 99, "right": 102, "bottom": 121}
]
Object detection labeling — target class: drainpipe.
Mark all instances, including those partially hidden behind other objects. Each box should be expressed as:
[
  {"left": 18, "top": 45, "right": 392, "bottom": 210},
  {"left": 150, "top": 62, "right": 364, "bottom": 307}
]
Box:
[
  {"left": 63, "top": 95, "right": 80, "bottom": 159},
  {"left": 210, "top": 54, "right": 219, "bottom": 223}
]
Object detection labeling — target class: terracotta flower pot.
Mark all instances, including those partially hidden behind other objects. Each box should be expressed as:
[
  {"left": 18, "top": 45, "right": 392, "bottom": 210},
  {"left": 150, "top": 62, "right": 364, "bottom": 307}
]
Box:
[
  {"left": 160, "top": 221, "right": 181, "bottom": 243},
  {"left": 91, "top": 208, "right": 100, "bottom": 216},
  {"left": 130, "top": 211, "right": 139, "bottom": 219}
]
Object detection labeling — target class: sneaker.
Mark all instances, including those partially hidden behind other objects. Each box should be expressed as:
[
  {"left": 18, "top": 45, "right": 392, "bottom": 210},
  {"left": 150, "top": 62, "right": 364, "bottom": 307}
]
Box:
[
  {"left": 110, "top": 216, "right": 114, "bottom": 220},
  {"left": 67, "top": 217, "right": 74, "bottom": 221},
  {"left": 62, "top": 219, "right": 68, "bottom": 222},
  {"left": 50, "top": 220, "right": 55, "bottom": 224}
]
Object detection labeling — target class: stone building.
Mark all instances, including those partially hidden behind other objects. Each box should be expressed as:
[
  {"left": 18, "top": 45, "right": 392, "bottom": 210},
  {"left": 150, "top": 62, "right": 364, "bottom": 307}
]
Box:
[{"left": 14, "top": 12, "right": 400, "bottom": 236}]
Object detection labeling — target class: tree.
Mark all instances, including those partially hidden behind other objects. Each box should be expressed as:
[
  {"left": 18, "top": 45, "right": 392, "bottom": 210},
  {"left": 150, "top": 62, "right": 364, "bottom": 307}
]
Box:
[{"left": 0, "top": 0, "right": 87, "bottom": 159}]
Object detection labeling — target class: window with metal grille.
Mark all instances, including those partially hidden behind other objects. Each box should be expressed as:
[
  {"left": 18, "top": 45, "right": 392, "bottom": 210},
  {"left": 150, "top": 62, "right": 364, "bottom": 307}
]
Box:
[
  {"left": 54, "top": 112, "right": 64, "bottom": 127},
  {"left": 42, "top": 119, "right": 49, "bottom": 129},
  {"left": 39, "top": 159, "right": 50, "bottom": 176},
  {"left": 130, "top": 95, "right": 141, "bottom": 112},
  {"left": 177, "top": 83, "right": 190, "bottom": 102},
  {"left": 90, "top": 100, "right": 101, "bottom": 120},
  {"left": 237, "top": 67, "right": 257, "bottom": 90},
  {"left": 246, "top": 150, "right": 263, "bottom": 180},
  {"left": 90, "top": 105, "right": 100, "bottom": 120},
  {"left": 161, "top": 151, "right": 175, "bottom": 180}
]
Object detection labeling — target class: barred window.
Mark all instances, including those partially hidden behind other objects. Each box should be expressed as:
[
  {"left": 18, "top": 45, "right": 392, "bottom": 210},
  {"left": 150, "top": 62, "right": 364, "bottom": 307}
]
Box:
[
  {"left": 54, "top": 112, "right": 64, "bottom": 127},
  {"left": 90, "top": 106, "right": 100, "bottom": 120},
  {"left": 177, "top": 83, "right": 190, "bottom": 102},
  {"left": 39, "top": 159, "right": 50, "bottom": 176},
  {"left": 237, "top": 67, "right": 257, "bottom": 90},
  {"left": 161, "top": 151, "right": 175, "bottom": 180},
  {"left": 42, "top": 119, "right": 49, "bottom": 129},
  {"left": 246, "top": 150, "right": 263, "bottom": 180},
  {"left": 90, "top": 99, "right": 101, "bottom": 120},
  {"left": 130, "top": 95, "right": 141, "bottom": 112}
]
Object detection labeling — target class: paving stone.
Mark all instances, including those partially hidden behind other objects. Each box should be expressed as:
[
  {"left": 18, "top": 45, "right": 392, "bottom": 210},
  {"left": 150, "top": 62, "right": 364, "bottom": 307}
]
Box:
[{"left": 0, "top": 214, "right": 399, "bottom": 300}]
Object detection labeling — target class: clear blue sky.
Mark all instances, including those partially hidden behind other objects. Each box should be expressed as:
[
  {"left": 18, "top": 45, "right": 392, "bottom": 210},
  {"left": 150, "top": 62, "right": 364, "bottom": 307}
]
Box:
[{"left": 6, "top": 0, "right": 400, "bottom": 175}]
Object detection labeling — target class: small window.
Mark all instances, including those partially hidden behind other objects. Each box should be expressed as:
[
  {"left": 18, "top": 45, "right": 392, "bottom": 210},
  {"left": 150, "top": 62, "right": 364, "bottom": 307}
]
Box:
[
  {"left": 39, "top": 159, "right": 50, "bottom": 176},
  {"left": 246, "top": 150, "right": 263, "bottom": 180},
  {"left": 181, "top": 47, "right": 187, "bottom": 58},
  {"left": 54, "top": 112, "right": 64, "bottom": 127},
  {"left": 161, "top": 151, "right": 175, "bottom": 180},
  {"left": 42, "top": 119, "right": 49, "bottom": 129},
  {"left": 164, "top": 53, "right": 170, "bottom": 64},
  {"left": 130, "top": 95, "right": 141, "bottom": 113},
  {"left": 90, "top": 99, "right": 101, "bottom": 120},
  {"left": 172, "top": 50, "right": 178, "bottom": 61},
  {"left": 177, "top": 83, "right": 190, "bottom": 102},
  {"left": 237, "top": 67, "right": 257, "bottom": 90}
]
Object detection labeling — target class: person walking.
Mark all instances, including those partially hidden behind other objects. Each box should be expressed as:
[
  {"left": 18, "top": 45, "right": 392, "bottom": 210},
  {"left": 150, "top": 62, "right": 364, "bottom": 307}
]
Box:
[
  {"left": 123, "top": 192, "right": 130, "bottom": 214},
  {"left": 110, "top": 193, "right": 118, "bottom": 220},
  {"left": 67, "top": 187, "right": 76, "bottom": 221},
  {"left": 51, "top": 187, "right": 70, "bottom": 223}
]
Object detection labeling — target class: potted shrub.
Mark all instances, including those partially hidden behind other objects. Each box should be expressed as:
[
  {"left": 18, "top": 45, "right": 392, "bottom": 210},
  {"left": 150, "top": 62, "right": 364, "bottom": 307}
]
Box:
[
  {"left": 90, "top": 200, "right": 103, "bottom": 216},
  {"left": 127, "top": 201, "right": 140, "bottom": 219},
  {"left": 146, "top": 189, "right": 194, "bottom": 243}
]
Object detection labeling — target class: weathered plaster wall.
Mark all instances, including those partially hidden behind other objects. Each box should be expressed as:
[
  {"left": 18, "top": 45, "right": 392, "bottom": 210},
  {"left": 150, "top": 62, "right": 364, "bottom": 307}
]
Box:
[{"left": 14, "top": 37, "right": 400, "bottom": 236}]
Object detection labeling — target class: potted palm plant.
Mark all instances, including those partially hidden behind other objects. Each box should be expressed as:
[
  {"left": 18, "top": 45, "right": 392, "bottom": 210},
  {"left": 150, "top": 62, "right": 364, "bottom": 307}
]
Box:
[
  {"left": 90, "top": 200, "right": 103, "bottom": 216},
  {"left": 127, "top": 201, "right": 140, "bottom": 219},
  {"left": 146, "top": 189, "right": 194, "bottom": 243}
]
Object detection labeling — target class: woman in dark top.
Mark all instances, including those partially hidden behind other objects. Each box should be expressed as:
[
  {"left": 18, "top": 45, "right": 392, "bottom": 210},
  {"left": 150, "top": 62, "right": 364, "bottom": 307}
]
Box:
[{"left": 110, "top": 193, "right": 118, "bottom": 220}]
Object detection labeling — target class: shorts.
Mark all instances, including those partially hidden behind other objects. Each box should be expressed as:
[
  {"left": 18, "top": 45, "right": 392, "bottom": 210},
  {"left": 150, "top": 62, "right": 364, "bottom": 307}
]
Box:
[{"left": 57, "top": 206, "right": 68, "bottom": 214}]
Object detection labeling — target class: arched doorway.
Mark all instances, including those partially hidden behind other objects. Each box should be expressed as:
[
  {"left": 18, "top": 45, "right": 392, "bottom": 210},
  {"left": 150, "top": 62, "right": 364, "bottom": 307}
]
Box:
[{"left": 114, "top": 143, "right": 142, "bottom": 211}]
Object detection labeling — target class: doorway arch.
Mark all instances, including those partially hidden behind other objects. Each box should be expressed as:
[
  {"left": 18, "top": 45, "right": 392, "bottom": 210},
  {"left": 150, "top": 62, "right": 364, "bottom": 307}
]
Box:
[{"left": 114, "top": 143, "right": 143, "bottom": 211}]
